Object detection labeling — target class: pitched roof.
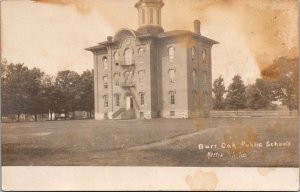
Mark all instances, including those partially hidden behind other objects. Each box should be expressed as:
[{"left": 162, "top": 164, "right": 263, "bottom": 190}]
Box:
[
  {"left": 86, "top": 29, "right": 219, "bottom": 52},
  {"left": 158, "top": 30, "right": 219, "bottom": 44}
]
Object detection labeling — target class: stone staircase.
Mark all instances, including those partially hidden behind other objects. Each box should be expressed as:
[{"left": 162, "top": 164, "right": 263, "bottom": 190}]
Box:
[
  {"left": 112, "top": 108, "right": 126, "bottom": 119},
  {"left": 121, "top": 108, "right": 136, "bottom": 120}
]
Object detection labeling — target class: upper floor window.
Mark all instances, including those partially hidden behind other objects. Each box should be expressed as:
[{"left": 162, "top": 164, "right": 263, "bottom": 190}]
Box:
[
  {"left": 192, "top": 47, "right": 196, "bottom": 61},
  {"left": 142, "top": 9, "right": 146, "bottom": 24},
  {"left": 138, "top": 48, "right": 145, "bottom": 63},
  {"left": 140, "top": 92, "right": 145, "bottom": 106},
  {"left": 124, "top": 70, "right": 133, "bottom": 83},
  {"left": 124, "top": 48, "right": 133, "bottom": 65},
  {"left": 168, "top": 69, "right": 175, "bottom": 83},
  {"left": 170, "top": 91, "right": 175, "bottom": 105},
  {"left": 103, "top": 95, "right": 108, "bottom": 108},
  {"left": 193, "top": 91, "right": 197, "bottom": 105},
  {"left": 114, "top": 52, "right": 119, "bottom": 61},
  {"left": 168, "top": 46, "right": 175, "bottom": 62},
  {"left": 115, "top": 94, "right": 120, "bottom": 107},
  {"left": 203, "top": 71, "right": 208, "bottom": 84},
  {"left": 202, "top": 49, "right": 207, "bottom": 62},
  {"left": 114, "top": 73, "right": 120, "bottom": 86},
  {"left": 203, "top": 92, "right": 208, "bottom": 106},
  {"left": 102, "top": 56, "right": 108, "bottom": 70},
  {"left": 192, "top": 69, "right": 196, "bottom": 84},
  {"left": 103, "top": 76, "right": 108, "bottom": 88},
  {"left": 150, "top": 8, "right": 153, "bottom": 24},
  {"left": 138, "top": 70, "right": 145, "bottom": 85}
]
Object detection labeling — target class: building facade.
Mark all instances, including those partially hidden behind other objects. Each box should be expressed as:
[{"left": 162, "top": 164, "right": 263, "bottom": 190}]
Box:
[{"left": 86, "top": 0, "right": 218, "bottom": 120}]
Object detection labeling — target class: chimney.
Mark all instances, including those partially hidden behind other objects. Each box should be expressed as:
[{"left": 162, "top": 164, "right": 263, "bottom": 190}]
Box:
[
  {"left": 194, "top": 20, "right": 201, "bottom": 35},
  {"left": 107, "top": 36, "right": 113, "bottom": 42}
]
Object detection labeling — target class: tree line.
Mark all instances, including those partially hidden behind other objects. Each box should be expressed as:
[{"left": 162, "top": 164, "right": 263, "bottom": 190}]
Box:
[
  {"left": 1, "top": 59, "right": 94, "bottom": 121},
  {"left": 212, "top": 56, "right": 299, "bottom": 111}
]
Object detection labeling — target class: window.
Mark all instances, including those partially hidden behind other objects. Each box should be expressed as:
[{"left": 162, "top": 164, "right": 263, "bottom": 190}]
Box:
[
  {"left": 192, "top": 47, "right": 196, "bottom": 61},
  {"left": 203, "top": 71, "right": 208, "bottom": 84},
  {"left": 115, "top": 94, "right": 120, "bottom": 107},
  {"left": 150, "top": 8, "right": 153, "bottom": 24},
  {"left": 202, "top": 49, "right": 207, "bottom": 62},
  {"left": 103, "top": 76, "right": 108, "bottom": 88},
  {"left": 168, "top": 69, "right": 175, "bottom": 83},
  {"left": 138, "top": 48, "right": 145, "bottom": 63},
  {"left": 203, "top": 92, "right": 208, "bottom": 106},
  {"left": 124, "top": 48, "right": 133, "bottom": 65},
  {"left": 168, "top": 46, "right": 175, "bottom": 62},
  {"left": 124, "top": 70, "right": 133, "bottom": 83},
  {"left": 193, "top": 91, "right": 197, "bottom": 105},
  {"left": 114, "top": 73, "right": 119, "bottom": 86},
  {"left": 157, "top": 10, "right": 160, "bottom": 24},
  {"left": 103, "top": 57, "right": 108, "bottom": 70},
  {"left": 192, "top": 69, "right": 196, "bottom": 84},
  {"left": 142, "top": 9, "right": 145, "bottom": 24},
  {"left": 138, "top": 70, "right": 145, "bottom": 85},
  {"left": 114, "top": 52, "right": 119, "bottom": 61},
  {"left": 140, "top": 92, "right": 145, "bottom": 106},
  {"left": 103, "top": 95, "right": 108, "bottom": 108},
  {"left": 170, "top": 91, "right": 175, "bottom": 105}
]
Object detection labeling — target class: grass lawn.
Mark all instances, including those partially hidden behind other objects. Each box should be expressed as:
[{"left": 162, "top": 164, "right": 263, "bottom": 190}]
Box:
[{"left": 2, "top": 117, "right": 298, "bottom": 166}]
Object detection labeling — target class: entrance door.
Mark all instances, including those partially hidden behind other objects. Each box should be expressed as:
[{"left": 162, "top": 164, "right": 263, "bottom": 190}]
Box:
[{"left": 126, "top": 96, "right": 133, "bottom": 110}]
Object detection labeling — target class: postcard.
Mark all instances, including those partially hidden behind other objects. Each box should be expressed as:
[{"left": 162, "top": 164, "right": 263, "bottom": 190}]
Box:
[{"left": 1, "top": 0, "right": 299, "bottom": 191}]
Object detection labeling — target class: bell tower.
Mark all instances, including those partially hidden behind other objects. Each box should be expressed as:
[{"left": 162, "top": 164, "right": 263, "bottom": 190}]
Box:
[{"left": 135, "top": 0, "right": 164, "bottom": 34}]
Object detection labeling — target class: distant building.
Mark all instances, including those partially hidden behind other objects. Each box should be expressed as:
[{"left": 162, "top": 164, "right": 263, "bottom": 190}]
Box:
[{"left": 86, "top": 0, "right": 218, "bottom": 120}]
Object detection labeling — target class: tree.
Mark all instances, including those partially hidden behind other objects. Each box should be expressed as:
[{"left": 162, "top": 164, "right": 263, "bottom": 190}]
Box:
[
  {"left": 212, "top": 76, "right": 226, "bottom": 110},
  {"left": 1, "top": 60, "right": 46, "bottom": 121},
  {"left": 261, "top": 57, "right": 298, "bottom": 111},
  {"left": 1, "top": 62, "right": 31, "bottom": 121},
  {"left": 25, "top": 67, "right": 45, "bottom": 121},
  {"left": 225, "top": 75, "right": 247, "bottom": 111},
  {"left": 77, "top": 70, "right": 94, "bottom": 118},
  {"left": 55, "top": 70, "right": 81, "bottom": 119},
  {"left": 246, "top": 79, "right": 272, "bottom": 110},
  {"left": 39, "top": 75, "right": 57, "bottom": 120}
]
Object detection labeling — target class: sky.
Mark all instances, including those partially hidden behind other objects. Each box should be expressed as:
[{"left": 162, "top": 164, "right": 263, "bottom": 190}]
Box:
[{"left": 1, "top": 0, "right": 299, "bottom": 85}]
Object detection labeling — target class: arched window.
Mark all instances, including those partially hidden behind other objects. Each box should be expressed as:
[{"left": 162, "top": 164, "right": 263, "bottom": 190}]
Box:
[
  {"left": 192, "top": 69, "right": 196, "bottom": 84},
  {"left": 138, "top": 48, "right": 145, "bottom": 63},
  {"left": 124, "top": 48, "right": 133, "bottom": 65},
  {"left": 203, "top": 71, "right": 208, "bottom": 84},
  {"left": 168, "top": 69, "right": 175, "bottom": 83},
  {"left": 192, "top": 47, "right": 196, "bottom": 61},
  {"left": 170, "top": 91, "right": 175, "bottom": 105},
  {"left": 114, "top": 52, "right": 119, "bottom": 61},
  {"left": 138, "top": 70, "right": 145, "bottom": 85},
  {"left": 142, "top": 9, "right": 146, "bottom": 24},
  {"left": 102, "top": 56, "right": 108, "bottom": 70},
  {"left": 124, "top": 70, "right": 133, "bottom": 83},
  {"left": 103, "top": 76, "right": 108, "bottom": 88},
  {"left": 150, "top": 8, "right": 153, "bottom": 24},
  {"left": 168, "top": 46, "right": 175, "bottom": 62},
  {"left": 114, "top": 73, "right": 119, "bottom": 86}
]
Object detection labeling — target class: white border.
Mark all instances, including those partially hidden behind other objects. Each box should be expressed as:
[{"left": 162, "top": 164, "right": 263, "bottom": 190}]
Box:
[{"left": 2, "top": 166, "right": 299, "bottom": 191}]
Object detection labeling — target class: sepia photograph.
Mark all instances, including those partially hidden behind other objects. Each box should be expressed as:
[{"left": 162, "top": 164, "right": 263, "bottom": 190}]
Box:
[{"left": 1, "top": 0, "right": 299, "bottom": 190}]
